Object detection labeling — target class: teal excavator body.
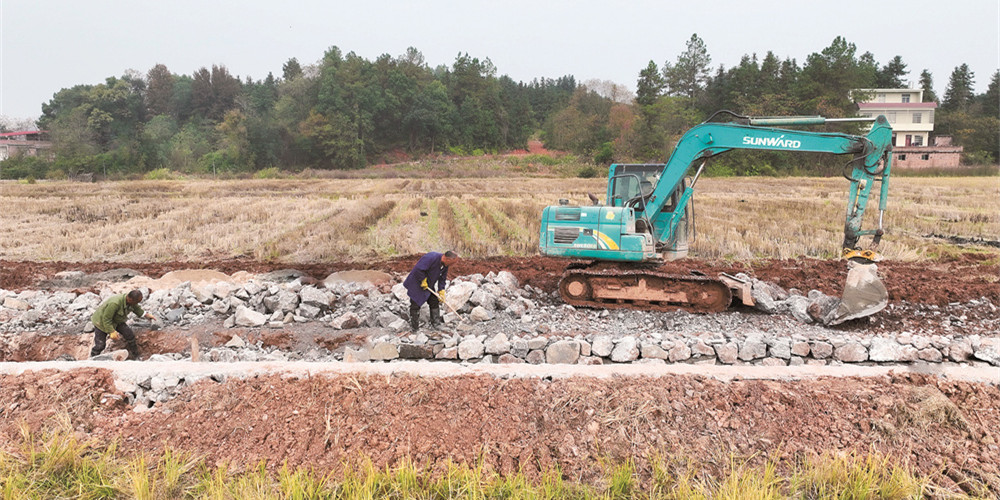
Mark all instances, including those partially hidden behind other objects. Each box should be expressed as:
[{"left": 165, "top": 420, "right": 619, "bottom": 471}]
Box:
[{"left": 539, "top": 112, "right": 893, "bottom": 324}]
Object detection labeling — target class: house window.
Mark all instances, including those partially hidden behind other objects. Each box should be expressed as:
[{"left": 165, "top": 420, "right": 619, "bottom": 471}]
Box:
[
  {"left": 901, "top": 94, "right": 911, "bottom": 103},
  {"left": 921, "top": 154, "right": 929, "bottom": 160},
  {"left": 913, "top": 112, "right": 921, "bottom": 123},
  {"left": 888, "top": 112, "right": 896, "bottom": 123},
  {"left": 898, "top": 154, "right": 907, "bottom": 160},
  {"left": 912, "top": 135, "right": 923, "bottom": 146}
]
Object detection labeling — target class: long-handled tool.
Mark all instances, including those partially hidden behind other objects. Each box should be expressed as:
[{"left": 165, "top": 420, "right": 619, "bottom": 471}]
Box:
[{"left": 439, "top": 291, "right": 468, "bottom": 326}]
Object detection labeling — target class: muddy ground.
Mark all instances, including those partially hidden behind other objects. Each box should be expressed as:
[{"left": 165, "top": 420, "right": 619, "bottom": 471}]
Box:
[
  {"left": 0, "top": 368, "right": 997, "bottom": 494},
  {"left": 1, "top": 256, "right": 998, "bottom": 494}
]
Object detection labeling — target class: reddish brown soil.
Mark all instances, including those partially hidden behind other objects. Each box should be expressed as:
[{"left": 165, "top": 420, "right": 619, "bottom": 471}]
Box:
[
  {"left": 0, "top": 321, "right": 373, "bottom": 362},
  {"left": 0, "top": 369, "right": 996, "bottom": 493},
  {"left": 507, "top": 139, "right": 556, "bottom": 156},
  {"left": 4, "top": 255, "right": 997, "bottom": 306}
]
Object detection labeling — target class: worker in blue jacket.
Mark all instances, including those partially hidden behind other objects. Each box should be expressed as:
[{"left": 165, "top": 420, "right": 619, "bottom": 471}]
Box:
[{"left": 403, "top": 250, "right": 459, "bottom": 332}]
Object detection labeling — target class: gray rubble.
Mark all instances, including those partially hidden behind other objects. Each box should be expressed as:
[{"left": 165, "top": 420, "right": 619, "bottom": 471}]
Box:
[{"left": 1, "top": 269, "right": 998, "bottom": 381}]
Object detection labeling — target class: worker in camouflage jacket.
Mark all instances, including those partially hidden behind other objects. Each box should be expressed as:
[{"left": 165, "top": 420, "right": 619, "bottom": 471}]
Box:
[
  {"left": 90, "top": 290, "right": 156, "bottom": 360},
  {"left": 403, "top": 250, "right": 459, "bottom": 332}
]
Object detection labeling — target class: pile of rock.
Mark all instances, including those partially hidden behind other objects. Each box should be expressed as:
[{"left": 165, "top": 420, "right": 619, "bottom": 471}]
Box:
[
  {"left": 2, "top": 268, "right": 997, "bottom": 368},
  {"left": 112, "top": 367, "right": 225, "bottom": 411}
]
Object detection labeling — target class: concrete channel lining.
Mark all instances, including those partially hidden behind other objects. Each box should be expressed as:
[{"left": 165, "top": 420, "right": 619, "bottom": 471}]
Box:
[{"left": 2, "top": 360, "right": 998, "bottom": 385}]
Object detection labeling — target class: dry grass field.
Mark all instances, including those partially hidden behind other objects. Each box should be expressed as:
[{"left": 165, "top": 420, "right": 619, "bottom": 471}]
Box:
[{"left": 1, "top": 176, "right": 997, "bottom": 263}]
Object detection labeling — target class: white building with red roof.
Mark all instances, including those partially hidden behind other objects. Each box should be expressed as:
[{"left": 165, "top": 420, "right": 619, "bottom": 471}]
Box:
[
  {"left": 0, "top": 130, "right": 52, "bottom": 162},
  {"left": 854, "top": 88, "right": 962, "bottom": 169}
]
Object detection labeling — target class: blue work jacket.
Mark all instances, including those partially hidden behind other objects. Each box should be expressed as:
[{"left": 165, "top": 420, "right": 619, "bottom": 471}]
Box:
[{"left": 403, "top": 252, "right": 448, "bottom": 305}]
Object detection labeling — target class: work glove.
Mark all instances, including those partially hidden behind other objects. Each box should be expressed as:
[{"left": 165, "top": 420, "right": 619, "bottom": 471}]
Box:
[
  {"left": 421, "top": 278, "right": 429, "bottom": 290},
  {"left": 109, "top": 330, "right": 120, "bottom": 340},
  {"left": 438, "top": 289, "right": 446, "bottom": 302}
]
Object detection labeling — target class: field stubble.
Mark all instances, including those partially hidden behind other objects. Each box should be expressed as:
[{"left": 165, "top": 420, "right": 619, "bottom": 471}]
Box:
[{"left": 1, "top": 177, "right": 997, "bottom": 263}]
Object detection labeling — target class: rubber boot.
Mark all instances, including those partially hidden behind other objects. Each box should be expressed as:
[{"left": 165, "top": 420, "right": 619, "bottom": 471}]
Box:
[
  {"left": 409, "top": 313, "right": 420, "bottom": 333},
  {"left": 428, "top": 306, "right": 442, "bottom": 329},
  {"left": 125, "top": 341, "right": 140, "bottom": 361}
]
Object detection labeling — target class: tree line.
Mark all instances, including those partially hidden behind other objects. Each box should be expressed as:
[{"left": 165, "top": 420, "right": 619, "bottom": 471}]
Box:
[
  {"left": 2, "top": 37, "right": 996, "bottom": 179},
  {"left": 545, "top": 35, "right": 998, "bottom": 175}
]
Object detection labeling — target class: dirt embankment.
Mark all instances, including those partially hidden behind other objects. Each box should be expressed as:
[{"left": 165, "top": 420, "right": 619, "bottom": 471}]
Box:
[
  {"left": 0, "top": 369, "right": 996, "bottom": 493},
  {"left": 3, "top": 255, "right": 998, "bottom": 306}
]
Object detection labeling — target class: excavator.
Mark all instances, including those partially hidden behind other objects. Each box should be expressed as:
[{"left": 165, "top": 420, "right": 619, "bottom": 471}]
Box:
[{"left": 539, "top": 111, "right": 893, "bottom": 325}]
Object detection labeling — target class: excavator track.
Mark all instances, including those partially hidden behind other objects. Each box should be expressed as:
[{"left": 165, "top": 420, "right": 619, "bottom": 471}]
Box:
[{"left": 558, "top": 267, "right": 733, "bottom": 313}]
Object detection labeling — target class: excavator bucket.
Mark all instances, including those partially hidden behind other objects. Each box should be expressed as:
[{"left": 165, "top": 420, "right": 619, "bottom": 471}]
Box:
[{"left": 829, "top": 260, "right": 888, "bottom": 325}]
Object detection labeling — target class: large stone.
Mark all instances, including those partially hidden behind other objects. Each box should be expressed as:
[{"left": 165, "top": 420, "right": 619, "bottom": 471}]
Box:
[
  {"left": 810, "top": 342, "right": 834, "bottom": 359},
  {"left": 388, "top": 318, "right": 409, "bottom": 332},
  {"left": 972, "top": 338, "right": 999, "bottom": 366},
  {"left": 610, "top": 337, "right": 639, "bottom": 363},
  {"left": 947, "top": 340, "right": 974, "bottom": 362},
  {"left": 808, "top": 294, "right": 841, "bottom": 324},
  {"left": 370, "top": 342, "right": 399, "bottom": 361},
  {"left": 761, "top": 357, "right": 787, "bottom": 366},
  {"left": 767, "top": 339, "right": 792, "bottom": 359},
  {"left": 211, "top": 300, "right": 230, "bottom": 315},
  {"left": 233, "top": 306, "right": 267, "bottom": 327},
  {"left": 834, "top": 342, "right": 868, "bottom": 362},
  {"left": 714, "top": 342, "right": 739, "bottom": 364},
  {"left": 275, "top": 290, "right": 299, "bottom": 313},
  {"left": 299, "top": 286, "right": 333, "bottom": 308},
  {"left": 458, "top": 338, "right": 485, "bottom": 360},
  {"left": 791, "top": 341, "right": 811, "bottom": 357},
  {"left": 435, "top": 347, "right": 459, "bottom": 360},
  {"left": 546, "top": 340, "right": 580, "bottom": 364},
  {"left": 641, "top": 344, "right": 669, "bottom": 360},
  {"left": 497, "top": 354, "right": 525, "bottom": 364},
  {"left": 331, "top": 312, "right": 361, "bottom": 330},
  {"left": 691, "top": 340, "right": 715, "bottom": 357},
  {"left": 19, "top": 310, "right": 43, "bottom": 325},
  {"left": 869, "top": 338, "right": 906, "bottom": 362},
  {"left": 918, "top": 348, "right": 943, "bottom": 362},
  {"left": 785, "top": 296, "right": 813, "bottom": 324},
  {"left": 668, "top": 344, "right": 692, "bottom": 362},
  {"left": 526, "top": 337, "right": 548, "bottom": 350},
  {"left": 297, "top": 303, "right": 322, "bottom": 319},
  {"left": 750, "top": 280, "right": 788, "bottom": 314},
  {"left": 69, "top": 293, "right": 101, "bottom": 311},
  {"left": 469, "top": 288, "right": 496, "bottom": 310},
  {"left": 391, "top": 283, "right": 409, "bottom": 302},
  {"left": 470, "top": 306, "right": 494, "bottom": 322},
  {"left": 591, "top": 335, "right": 614, "bottom": 357},
  {"left": 445, "top": 282, "right": 478, "bottom": 311},
  {"left": 343, "top": 347, "right": 371, "bottom": 363},
  {"left": 525, "top": 350, "right": 545, "bottom": 364},
  {"left": 739, "top": 337, "right": 767, "bottom": 361},
  {"left": 191, "top": 284, "right": 215, "bottom": 304},
  {"left": 494, "top": 271, "right": 519, "bottom": 292},
  {"left": 3, "top": 297, "right": 29, "bottom": 311},
  {"left": 224, "top": 335, "right": 246, "bottom": 348},
  {"left": 164, "top": 308, "right": 185, "bottom": 324},
  {"left": 398, "top": 344, "right": 434, "bottom": 359},
  {"left": 91, "top": 349, "right": 130, "bottom": 362},
  {"left": 377, "top": 311, "right": 403, "bottom": 328},
  {"left": 484, "top": 334, "right": 511, "bottom": 355}
]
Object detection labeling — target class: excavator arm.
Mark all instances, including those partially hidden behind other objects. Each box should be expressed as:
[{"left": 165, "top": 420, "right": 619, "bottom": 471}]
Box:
[{"left": 640, "top": 114, "right": 893, "bottom": 258}]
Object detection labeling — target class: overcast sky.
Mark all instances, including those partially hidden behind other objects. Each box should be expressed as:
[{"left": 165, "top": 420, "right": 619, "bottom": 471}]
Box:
[{"left": 1, "top": 0, "right": 997, "bottom": 120}]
